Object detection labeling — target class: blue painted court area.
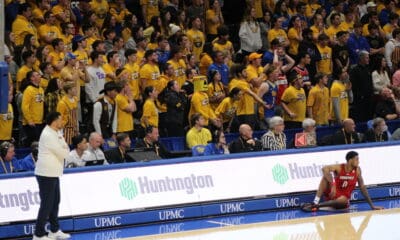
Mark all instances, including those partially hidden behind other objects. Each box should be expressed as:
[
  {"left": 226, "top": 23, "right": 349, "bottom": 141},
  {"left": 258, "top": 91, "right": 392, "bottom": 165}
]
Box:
[{"left": 62, "top": 198, "right": 400, "bottom": 240}]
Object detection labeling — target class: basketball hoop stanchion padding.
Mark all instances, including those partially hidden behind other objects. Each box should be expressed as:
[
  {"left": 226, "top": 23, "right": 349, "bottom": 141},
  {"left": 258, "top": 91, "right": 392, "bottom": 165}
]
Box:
[{"left": 0, "top": 62, "right": 8, "bottom": 114}]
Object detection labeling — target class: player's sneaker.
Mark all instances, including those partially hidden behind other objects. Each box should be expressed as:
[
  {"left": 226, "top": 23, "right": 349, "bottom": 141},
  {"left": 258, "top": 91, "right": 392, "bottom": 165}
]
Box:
[
  {"left": 48, "top": 230, "right": 71, "bottom": 239},
  {"left": 300, "top": 203, "right": 319, "bottom": 212}
]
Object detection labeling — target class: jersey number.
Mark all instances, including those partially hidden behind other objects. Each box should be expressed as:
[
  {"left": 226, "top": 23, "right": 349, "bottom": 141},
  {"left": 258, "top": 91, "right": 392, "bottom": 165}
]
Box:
[{"left": 342, "top": 181, "right": 348, "bottom": 188}]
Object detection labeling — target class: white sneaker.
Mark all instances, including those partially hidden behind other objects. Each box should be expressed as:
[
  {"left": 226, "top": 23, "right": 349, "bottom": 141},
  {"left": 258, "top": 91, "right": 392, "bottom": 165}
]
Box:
[
  {"left": 32, "top": 235, "right": 53, "bottom": 240},
  {"left": 48, "top": 230, "right": 71, "bottom": 239}
]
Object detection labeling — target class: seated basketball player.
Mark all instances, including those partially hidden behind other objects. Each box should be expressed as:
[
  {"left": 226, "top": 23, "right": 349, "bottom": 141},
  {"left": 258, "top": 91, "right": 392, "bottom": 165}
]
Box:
[{"left": 301, "top": 151, "right": 384, "bottom": 211}]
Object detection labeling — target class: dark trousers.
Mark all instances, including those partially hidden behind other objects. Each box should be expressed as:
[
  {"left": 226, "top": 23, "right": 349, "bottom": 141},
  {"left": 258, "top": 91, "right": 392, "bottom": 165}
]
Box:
[
  {"left": 34, "top": 176, "right": 60, "bottom": 237},
  {"left": 23, "top": 124, "right": 44, "bottom": 147}
]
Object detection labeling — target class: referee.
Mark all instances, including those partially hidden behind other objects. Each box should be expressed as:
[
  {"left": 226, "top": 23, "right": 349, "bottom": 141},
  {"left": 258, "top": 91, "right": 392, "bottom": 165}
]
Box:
[{"left": 33, "top": 112, "right": 71, "bottom": 240}]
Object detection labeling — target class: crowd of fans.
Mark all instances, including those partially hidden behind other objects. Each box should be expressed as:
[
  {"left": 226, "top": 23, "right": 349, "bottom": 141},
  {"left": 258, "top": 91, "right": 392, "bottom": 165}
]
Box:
[{"left": 2, "top": 0, "right": 400, "bottom": 173}]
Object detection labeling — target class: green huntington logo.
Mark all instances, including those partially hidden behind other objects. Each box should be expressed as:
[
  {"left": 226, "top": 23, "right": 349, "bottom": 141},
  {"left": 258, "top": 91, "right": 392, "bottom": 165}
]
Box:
[
  {"left": 272, "top": 164, "right": 289, "bottom": 185},
  {"left": 119, "top": 178, "right": 139, "bottom": 200},
  {"left": 118, "top": 174, "right": 214, "bottom": 201}
]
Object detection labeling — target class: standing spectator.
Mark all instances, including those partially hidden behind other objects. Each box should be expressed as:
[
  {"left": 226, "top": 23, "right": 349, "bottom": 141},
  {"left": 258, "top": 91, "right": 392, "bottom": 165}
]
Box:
[
  {"left": 332, "top": 31, "right": 350, "bottom": 81},
  {"left": 292, "top": 52, "right": 311, "bottom": 94},
  {"left": 206, "top": 0, "right": 224, "bottom": 41},
  {"left": 229, "top": 124, "right": 262, "bottom": 153},
  {"left": 325, "top": 13, "right": 342, "bottom": 46},
  {"left": 60, "top": 52, "right": 86, "bottom": 103},
  {"left": 307, "top": 73, "right": 330, "bottom": 126},
  {"left": 372, "top": 55, "right": 391, "bottom": 96},
  {"left": 287, "top": 16, "right": 303, "bottom": 58},
  {"left": 207, "top": 70, "right": 226, "bottom": 110},
  {"left": 93, "top": 81, "right": 119, "bottom": 139},
  {"left": 207, "top": 50, "right": 229, "bottom": 86},
  {"left": 347, "top": 22, "right": 370, "bottom": 65},
  {"left": 103, "top": 51, "right": 121, "bottom": 82},
  {"left": 16, "top": 50, "right": 36, "bottom": 92},
  {"left": 33, "top": 112, "right": 70, "bottom": 240},
  {"left": 12, "top": 3, "right": 39, "bottom": 46},
  {"left": 316, "top": 33, "right": 333, "bottom": 77},
  {"left": 350, "top": 50, "right": 374, "bottom": 122},
  {"left": 22, "top": 71, "right": 45, "bottom": 144},
  {"left": 258, "top": 65, "right": 279, "bottom": 125},
  {"left": 140, "top": 0, "right": 159, "bottom": 27},
  {"left": 140, "top": 50, "right": 161, "bottom": 90},
  {"left": 187, "top": 16, "right": 206, "bottom": 62},
  {"left": 49, "top": 38, "right": 66, "bottom": 76},
  {"left": 0, "top": 88, "right": 14, "bottom": 143},
  {"left": 57, "top": 82, "right": 79, "bottom": 145},
  {"left": 366, "top": 23, "right": 385, "bottom": 65},
  {"left": 167, "top": 46, "right": 187, "bottom": 87},
  {"left": 216, "top": 87, "right": 241, "bottom": 132},
  {"left": 115, "top": 79, "right": 137, "bottom": 138},
  {"left": 261, "top": 116, "right": 286, "bottom": 151},
  {"left": 331, "top": 69, "right": 353, "bottom": 125},
  {"left": 86, "top": 51, "right": 106, "bottom": 124},
  {"left": 298, "top": 28, "right": 321, "bottom": 81},
  {"left": 246, "top": 52, "right": 266, "bottom": 90},
  {"left": 268, "top": 16, "right": 289, "bottom": 48},
  {"left": 44, "top": 77, "right": 64, "bottom": 117},
  {"left": 164, "top": 80, "right": 188, "bottom": 137},
  {"left": 239, "top": 8, "right": 262, "bottom": 55},
  {"left": 281, "top": 71, "right": 307, "bottom": 129},
  {"left": 384, "top": 28, "right": 400, "bottom": 72},
  {"left": 38, "top": 11, "right": 61, "bottom": 45},
  {"left": 228, "top": 64, "right": 268, "bottom": 130},
  {"left": 189, "top": 76, "right": 221, "bottom": 128},
  {"left": 141, "top": 86, "right": 159, "bottom": 129}
]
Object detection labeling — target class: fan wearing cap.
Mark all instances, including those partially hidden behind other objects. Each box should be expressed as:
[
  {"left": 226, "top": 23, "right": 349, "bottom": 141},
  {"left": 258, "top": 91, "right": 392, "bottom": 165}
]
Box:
[
  {"left": 247, "top": 52, "right": 266, "bottom": 89},
  {"left": 360, "top": 2, "right": 378, "bottom": 25},
  {"left": 93, "top": 81, "right": 119, "bottom": 139},
  {"left": 38, "top": 11, "right": 62, "bottom": 45},
  {"left": 60, "top": 52, "right": 86, "bottom": 101},
  {"left": 280, "top": 70, "right": 306, "bottom": 129}
]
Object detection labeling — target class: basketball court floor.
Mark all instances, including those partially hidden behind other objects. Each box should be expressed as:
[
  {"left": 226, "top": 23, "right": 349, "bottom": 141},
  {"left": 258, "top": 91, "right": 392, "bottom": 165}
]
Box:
[{"left": 64, "top": 198, "right": 400, "bottom": 240}]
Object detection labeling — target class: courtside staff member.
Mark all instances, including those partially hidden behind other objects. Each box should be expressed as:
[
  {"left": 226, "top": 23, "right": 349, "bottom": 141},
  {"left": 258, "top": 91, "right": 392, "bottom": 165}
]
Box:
[{"left": 33, "top": 112, "right": 71, "bottom": 240}]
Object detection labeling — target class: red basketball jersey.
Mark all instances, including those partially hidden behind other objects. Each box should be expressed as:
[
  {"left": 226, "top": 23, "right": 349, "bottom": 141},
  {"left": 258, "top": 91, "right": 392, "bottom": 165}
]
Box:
[{"left": 334, "top": 164, "right": 358, "bottom": 199}]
